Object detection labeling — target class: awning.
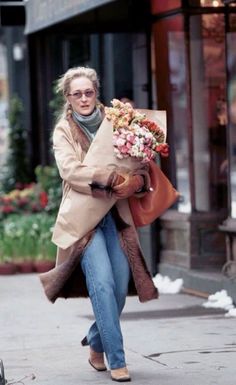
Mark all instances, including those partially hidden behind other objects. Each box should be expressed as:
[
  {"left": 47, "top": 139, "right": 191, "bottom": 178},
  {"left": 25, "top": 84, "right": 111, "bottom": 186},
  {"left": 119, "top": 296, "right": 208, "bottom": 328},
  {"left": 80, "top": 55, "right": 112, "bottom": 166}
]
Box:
[
  {"left": 0, "top": 1, "right": 25, "bottom": 26},
  {"left": 25, "top": 0, "right": 116, "bottom": 34}
]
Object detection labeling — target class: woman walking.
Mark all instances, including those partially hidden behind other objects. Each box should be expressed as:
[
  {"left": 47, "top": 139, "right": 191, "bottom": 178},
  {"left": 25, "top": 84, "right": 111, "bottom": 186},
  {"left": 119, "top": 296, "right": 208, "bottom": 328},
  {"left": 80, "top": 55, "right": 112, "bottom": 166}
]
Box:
[{"left": 40, "top": 67, "right": 158, "bottom": 382}]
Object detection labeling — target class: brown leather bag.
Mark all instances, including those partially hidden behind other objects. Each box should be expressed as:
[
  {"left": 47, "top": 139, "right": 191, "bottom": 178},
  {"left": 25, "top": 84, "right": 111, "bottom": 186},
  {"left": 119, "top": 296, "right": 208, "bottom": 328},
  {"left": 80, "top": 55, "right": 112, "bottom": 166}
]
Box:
[{"left": 128, "top": 160, "right": 180, "bottom": 227}]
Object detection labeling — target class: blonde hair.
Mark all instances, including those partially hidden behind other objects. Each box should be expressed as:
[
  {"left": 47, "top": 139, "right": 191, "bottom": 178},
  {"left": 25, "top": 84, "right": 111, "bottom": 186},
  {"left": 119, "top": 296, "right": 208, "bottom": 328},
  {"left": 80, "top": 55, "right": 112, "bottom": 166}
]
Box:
[{"left": 56, "top": 66, "right": 100, "bottom": 120}]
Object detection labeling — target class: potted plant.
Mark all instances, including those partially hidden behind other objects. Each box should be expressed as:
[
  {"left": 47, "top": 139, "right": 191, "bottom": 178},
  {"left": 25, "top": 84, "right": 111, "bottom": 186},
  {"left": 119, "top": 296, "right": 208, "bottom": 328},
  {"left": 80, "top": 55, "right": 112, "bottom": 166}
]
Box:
[
  {"left": 33, "top": 258, "right": 55, "bottom": 273},
  {"left": 15, "top": 256, "right": 35, "bottom": 274},
  {"left": 32, "top": 212, "right": 56, "bottom": 273},
  {"left": 0, "top": 94, "right": 31, "bottom": 194},
  {"left": 0, "top": 219, "right": 17, "bottom": 274},
  {"left": 33, "top": 226, "right": 56, "bottom": 273},
  {"left": 0, "top": 212, "right": 56, "bottom": 274}
]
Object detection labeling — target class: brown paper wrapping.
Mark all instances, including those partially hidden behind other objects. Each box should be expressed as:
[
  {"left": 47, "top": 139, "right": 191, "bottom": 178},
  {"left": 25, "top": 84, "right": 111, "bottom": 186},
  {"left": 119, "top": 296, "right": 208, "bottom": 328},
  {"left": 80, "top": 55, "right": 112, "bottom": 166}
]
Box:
[{"left": 52, "top": 110, "right": 166, "bottom": 249}]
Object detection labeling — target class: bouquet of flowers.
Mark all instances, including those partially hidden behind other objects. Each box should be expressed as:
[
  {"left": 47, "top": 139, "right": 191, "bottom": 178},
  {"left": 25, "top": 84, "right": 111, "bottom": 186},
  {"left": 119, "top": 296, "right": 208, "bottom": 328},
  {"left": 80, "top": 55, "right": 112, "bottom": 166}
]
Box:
[
  {"left": 53, "top": 102, "right": 168, "bottom": 248},
  {"left": 105, "top": 99, "right": 169, "bottom": 163}
]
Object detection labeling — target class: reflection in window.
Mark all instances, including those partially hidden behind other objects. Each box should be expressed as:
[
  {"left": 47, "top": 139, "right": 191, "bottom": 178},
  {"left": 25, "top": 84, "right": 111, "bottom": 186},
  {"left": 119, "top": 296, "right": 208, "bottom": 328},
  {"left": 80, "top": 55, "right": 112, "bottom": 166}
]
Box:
[
  {"left": 227, "top": 14, "right": 236, "bottom": 217},
  {"left": 200, "top": 0, "right": 224, "bottom": 6},
  {"left": 168, "top": 31, "right": 191, "bottom": 212},
  {"left": 190, "top": 0, "right": 236, "bottom": 6},
  {"left": 151, "top": 0, "right": 181, "bottom": 14},
  {"left": 0, "top": 41, "right": 9, "bottom": 167},
  {"left": 153, "top": 16, "right": 191, "bottom": 213},
  {"left": 190, "top": 14, "right": 227, "bottom": 211}
]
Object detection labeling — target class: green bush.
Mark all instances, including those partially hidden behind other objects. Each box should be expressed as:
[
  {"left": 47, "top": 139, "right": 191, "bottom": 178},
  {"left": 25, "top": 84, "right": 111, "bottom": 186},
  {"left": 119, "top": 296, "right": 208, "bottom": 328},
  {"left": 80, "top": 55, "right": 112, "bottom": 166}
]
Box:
[
  {"left": 35, "top": 164, "right": 62, "bottom": 214},
  {"left": 0, "top": 213, "right": 56, "bottom": 262},
  {"left": 0, "top": 95, "right": 31, "bottom": 193},
  {"left": 49, "top": 79, "right": 64, "bottom": 123}
]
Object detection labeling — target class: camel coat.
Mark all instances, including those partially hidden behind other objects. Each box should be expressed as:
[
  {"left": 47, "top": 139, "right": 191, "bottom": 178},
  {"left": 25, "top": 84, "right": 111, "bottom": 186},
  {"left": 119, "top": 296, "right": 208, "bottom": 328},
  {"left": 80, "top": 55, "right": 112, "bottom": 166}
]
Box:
[{"left": 39, "top": 113, "right": 158, "bottom": 303}]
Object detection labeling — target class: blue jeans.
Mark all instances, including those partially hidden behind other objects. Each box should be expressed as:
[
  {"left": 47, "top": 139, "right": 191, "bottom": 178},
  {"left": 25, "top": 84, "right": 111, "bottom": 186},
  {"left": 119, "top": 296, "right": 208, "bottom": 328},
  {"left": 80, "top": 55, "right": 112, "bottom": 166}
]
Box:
[{"left": 80, "top": 212, "right": 130, "bottom": 369}]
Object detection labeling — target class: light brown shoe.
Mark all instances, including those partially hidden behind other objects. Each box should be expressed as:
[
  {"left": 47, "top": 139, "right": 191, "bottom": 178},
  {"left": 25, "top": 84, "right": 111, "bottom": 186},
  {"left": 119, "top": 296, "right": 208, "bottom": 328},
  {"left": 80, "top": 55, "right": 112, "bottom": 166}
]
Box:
[
  {"left": 110, "top": 367, "right": 131, "bottom": 382},
  {"left": 89, "top": 347, "right": 107, "bottom": 372}
]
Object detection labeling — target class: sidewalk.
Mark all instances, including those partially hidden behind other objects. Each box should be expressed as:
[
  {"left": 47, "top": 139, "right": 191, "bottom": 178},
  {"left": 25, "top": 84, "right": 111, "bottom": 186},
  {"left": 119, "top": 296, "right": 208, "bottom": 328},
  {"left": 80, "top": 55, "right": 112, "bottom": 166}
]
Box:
[{"left": 0, "top": 274, "right": 235, "bottom": 385}]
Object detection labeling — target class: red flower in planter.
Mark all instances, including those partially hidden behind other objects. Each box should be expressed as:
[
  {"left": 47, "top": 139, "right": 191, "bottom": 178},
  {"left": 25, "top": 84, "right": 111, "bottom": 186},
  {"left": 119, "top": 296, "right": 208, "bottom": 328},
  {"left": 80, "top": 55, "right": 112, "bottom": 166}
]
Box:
[
  {"left": 30, "top": 203, "right": 41, "bottom": 212},
  {"left": 39, "top": 191, "right": 48, "bottom": 208},
  {"left": 17, "top": 197, "right": 29, "bottom": 207},
  {"left": 0, "top": 183, "right": 50, "bottom": 216},
  {"left": 2, "top": 196, "right": 12, "bottom": 204},
  {"left": 2, "top": 204, "right": 15, "bottom": 213}
]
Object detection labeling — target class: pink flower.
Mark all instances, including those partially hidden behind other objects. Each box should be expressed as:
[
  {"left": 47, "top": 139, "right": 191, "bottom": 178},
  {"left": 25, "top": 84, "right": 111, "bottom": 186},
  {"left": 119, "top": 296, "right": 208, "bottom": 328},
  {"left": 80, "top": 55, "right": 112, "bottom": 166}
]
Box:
[
  {"left": 111, "top": 99, "right": 122, "bottom": 108},
  {"left": 139, "top": 143, "right": 145, "bottom": 151},
  {"left": 116, "top": 138, "right": 126, "bottom": 147},
  {"left": 120, "top": 145, "right": 129, "bottom": 154},
  {"left": 127, "top": 134, "right": 135, "bottom": 144}
]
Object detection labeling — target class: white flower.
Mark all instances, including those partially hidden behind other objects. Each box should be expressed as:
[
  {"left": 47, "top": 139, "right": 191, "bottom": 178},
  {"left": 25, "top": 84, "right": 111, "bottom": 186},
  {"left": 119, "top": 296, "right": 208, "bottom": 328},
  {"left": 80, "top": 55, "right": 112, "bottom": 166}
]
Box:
[
  {"left": 32, "top": 223, "right": 39, "bottom": 230},
  {"left": 116, "top": 138, "right": 126, "bottom": 146}
]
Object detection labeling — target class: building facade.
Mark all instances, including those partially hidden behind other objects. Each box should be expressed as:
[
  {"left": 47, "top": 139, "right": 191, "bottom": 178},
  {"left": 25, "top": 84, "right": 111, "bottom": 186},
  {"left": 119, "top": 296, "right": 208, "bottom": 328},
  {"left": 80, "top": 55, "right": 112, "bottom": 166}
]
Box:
[
  {"left": 3, "top": 0, "right": 236, "bottom": 298},
  {"left": 150, "top": 0, "right": 236, "bottom": 299}
]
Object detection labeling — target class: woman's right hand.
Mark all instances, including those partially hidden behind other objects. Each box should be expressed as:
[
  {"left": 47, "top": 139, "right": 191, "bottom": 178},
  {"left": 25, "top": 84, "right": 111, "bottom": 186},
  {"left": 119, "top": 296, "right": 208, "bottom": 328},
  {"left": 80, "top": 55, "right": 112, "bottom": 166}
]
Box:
[{"left": 112, "top": 173, "right": 144, "bottom": 199}]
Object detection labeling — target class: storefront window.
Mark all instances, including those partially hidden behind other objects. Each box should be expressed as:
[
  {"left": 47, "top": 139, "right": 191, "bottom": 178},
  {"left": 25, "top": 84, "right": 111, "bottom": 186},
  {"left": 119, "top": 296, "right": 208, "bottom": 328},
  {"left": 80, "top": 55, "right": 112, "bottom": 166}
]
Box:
[
  {"left": 153, "top": 16, "right": 191, "bottom": 212},
  {"left": 0, "top": 40, "right": 9, "bottom": 167},
  {"left": 68, "top": 35, "right": 90, "bottom": 67},
  {"left": 227, "top": 14, "right": 236, "bottom": 217},
  {"left": 190, "top": 13, "right": 227, "bottom": 211}
]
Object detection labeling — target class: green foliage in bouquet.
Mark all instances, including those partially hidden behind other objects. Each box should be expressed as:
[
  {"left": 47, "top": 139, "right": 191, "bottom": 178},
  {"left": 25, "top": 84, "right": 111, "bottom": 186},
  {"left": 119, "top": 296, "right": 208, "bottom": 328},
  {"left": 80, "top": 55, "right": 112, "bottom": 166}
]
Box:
[
  {"left": 0, "top": 213, "right": 56, "bottom": 262},
  {"left": 0, "top": 95, "right": 31, "bottom": 193}
]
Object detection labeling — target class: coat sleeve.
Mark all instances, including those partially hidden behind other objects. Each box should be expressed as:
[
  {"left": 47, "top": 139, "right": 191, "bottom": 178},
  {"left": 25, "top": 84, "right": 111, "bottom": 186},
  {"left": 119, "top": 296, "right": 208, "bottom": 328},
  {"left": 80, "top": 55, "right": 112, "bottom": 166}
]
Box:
[{"left": 53, "top": 124, "right": 117, "bottom": 196}]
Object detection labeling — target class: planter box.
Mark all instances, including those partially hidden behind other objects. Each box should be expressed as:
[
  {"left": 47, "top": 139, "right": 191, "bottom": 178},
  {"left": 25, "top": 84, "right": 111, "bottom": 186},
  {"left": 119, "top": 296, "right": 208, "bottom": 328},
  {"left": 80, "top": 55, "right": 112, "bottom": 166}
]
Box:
[
  {"left": 0, "top": 260, "right": 55, "bottom": 275},
  {"left": 15, "top": 260, "right": 35, "bottom": 274},
  {"left": 33, "top": 260, "right": 55, "bottom": 273},
  {"left": 0, "top": 262, "right": 17, "bottom": 275}
]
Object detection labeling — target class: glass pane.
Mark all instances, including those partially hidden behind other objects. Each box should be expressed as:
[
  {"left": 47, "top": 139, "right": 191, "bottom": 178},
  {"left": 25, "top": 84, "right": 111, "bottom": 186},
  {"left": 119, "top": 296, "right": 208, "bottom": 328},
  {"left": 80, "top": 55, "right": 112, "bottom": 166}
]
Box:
[
  {"left": 190, "top": 14, "right": 227, "bottom": 211},
  {"left": 189, "top": 0, "right": 224, "bottom": 6},
  {"left": 151, "top": 0, "right": 181, "bottom": 14},
  {"left": 153, "top": 16, "right": 191, "bottom": 212},
  {"left": 227, "top": 14, "right": 236, "bottom": 217},
  {"left": 0, "top": 40, "right": 9, "bottom": 168},
  {"left": 69, "top": 35, "right": 90, "bottom": 67},
  {"left": 189, "top": 0, "right": 236, "bottom": 6}
]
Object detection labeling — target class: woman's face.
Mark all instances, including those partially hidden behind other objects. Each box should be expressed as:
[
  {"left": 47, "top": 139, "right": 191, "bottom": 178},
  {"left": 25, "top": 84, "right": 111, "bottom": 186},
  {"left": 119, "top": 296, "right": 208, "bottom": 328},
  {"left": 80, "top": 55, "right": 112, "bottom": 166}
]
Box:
[{"left": 67, "top": 76, "right": 97, "bottom": 116}]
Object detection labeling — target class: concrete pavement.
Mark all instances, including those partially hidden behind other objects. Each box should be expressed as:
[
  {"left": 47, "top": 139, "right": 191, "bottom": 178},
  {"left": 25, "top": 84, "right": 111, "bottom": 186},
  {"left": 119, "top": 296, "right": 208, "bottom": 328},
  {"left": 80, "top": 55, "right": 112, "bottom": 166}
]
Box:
[{"left": 0, "top": 274, "right": 235, "bottom": 385}]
